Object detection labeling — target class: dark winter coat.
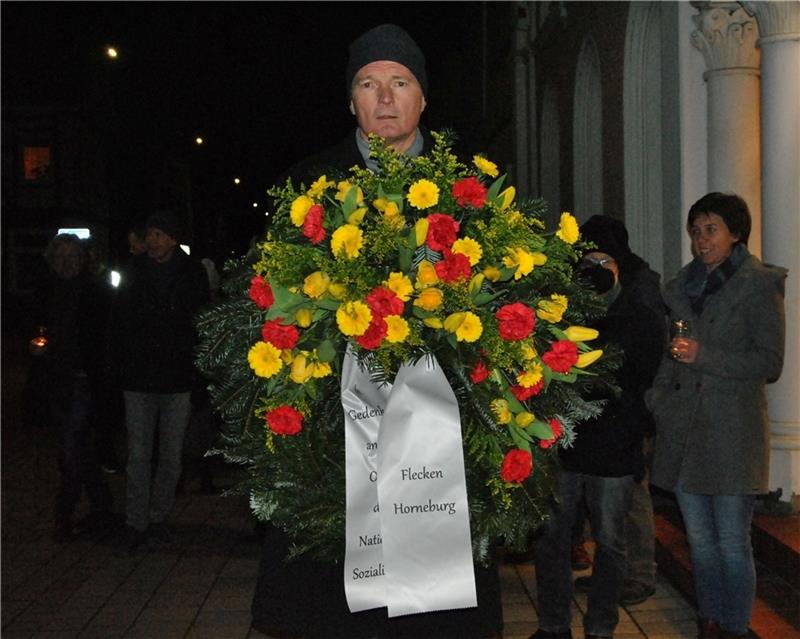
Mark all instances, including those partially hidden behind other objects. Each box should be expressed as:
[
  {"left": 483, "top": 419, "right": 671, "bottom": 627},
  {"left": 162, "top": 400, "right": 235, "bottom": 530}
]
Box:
[
  {"left": 113, "top": 249, "right": 209, "bottom": 393},
  {"left": 30, "top": 271, "right": 113, "bottom": 382},
  {"left": 559, "top": 255, "right": 666, "bottom": 478},
  {"left": 281, "top": 127, "right": 434, "bottom": 186},
  {"left": 647, "top": 252, "right": 786, "bottom": 494}
]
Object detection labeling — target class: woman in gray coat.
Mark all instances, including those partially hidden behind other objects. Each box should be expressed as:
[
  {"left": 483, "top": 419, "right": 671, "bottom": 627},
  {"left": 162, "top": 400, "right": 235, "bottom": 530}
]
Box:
[{"left": 647, "top": 193, "right": 786, "bottom": 639}]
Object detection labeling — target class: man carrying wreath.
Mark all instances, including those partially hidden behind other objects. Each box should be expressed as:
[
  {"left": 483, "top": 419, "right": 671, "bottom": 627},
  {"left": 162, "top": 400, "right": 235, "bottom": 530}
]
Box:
[{"left": 249, "top": 23, "right": 503, "bottom": 639}]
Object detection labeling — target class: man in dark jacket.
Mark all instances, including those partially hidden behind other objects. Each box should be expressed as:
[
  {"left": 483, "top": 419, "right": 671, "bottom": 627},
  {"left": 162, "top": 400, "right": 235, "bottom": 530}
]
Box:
[
  {"left": 531, "top": 216, "right": 666, "bottom": 639},
  {"left": 113, "top": 211, "right": 209, "bottom": 550}
]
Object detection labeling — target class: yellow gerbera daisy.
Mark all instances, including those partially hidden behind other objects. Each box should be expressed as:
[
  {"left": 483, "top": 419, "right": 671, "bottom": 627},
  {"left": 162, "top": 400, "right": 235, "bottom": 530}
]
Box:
[
  {"left": 452, "top": 237, "right": 483, "bottom": 266},
  {"left": 407, "top": 179, "right": 440, "bottom": 209},
  {"left": 290, "top": 195, "right": 314, "bottom": 227},
  {"left": 247, "top": 341, "right": 283, "bottom": 378},
  {"left": 517, "top": 362, "right": 544, "bottom": 388},
  {"left": 336, "top": 301, "right": 372, "bottom": 336},
  {"left": 444, "top": 311, "right": 483, "bottom": 342},
  {"left": 307, "top": 175, "right": 333, "bottom": 199},
  {"left": 331, "top": 224, "right": 364, "bottom": 259},
  {"left": 490, "top": 399, "right": 512, "bottom": 424},
  {"left": 473, "top": 155, "right": 499, "bottom": 178},
  {"left": 385, "top": 272, "right": 414, "bottom": 301},
  {"left": 556, "top": 212, "right": 580, "bottom": 244},
  {"left": 385, "top": 315, "right": 410, "bottom": 343}
]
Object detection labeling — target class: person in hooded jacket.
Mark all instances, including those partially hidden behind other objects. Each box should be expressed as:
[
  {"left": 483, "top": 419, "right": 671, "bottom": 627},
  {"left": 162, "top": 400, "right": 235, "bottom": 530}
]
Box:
[
  {"left": 646, "top": 193, "right": 786, "bottom": 639},
  {"left": 530, "top": 215, "right": 666, "bottom": 639}
]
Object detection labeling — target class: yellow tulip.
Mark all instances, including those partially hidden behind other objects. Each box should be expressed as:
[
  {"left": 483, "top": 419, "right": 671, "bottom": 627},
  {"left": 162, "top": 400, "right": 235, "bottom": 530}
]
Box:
[
  {"left": 414, "top": 218, "right": 429, "bottom": 247},
  {"left": 295, "top": 308, "right": 313, "bottom": 328},
  {"left": 564, "top": 326, "right": 599, "bottom": 342},
  {"left": 575, "top": 349, "right": 603, "bottom": 369}
]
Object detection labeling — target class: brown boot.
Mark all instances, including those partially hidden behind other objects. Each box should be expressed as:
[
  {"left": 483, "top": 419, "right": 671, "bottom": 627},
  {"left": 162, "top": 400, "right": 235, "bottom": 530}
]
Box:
[{"left": 697, "top": 618, "right": 720, "bottom": 638}]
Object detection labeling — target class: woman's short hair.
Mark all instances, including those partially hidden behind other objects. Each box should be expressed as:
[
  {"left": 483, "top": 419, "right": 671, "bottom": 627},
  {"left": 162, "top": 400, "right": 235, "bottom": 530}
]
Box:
[
  {"left": 687, "top": 192, "right": 751, "bottom": 245},
  {"left": 44, "top": 233, "right": 85, "bottom": 266}
]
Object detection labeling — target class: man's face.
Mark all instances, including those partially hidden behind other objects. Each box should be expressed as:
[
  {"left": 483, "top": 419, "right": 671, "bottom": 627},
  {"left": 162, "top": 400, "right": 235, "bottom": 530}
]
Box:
[
  {"left": 50, "top": 243, "right": 83, "bottom": 280},
  {"left": 128, "top": 231, "right": 147, "bottom": 255},
  {"left": 350, "top": 60, "right": 426, "bottom": 153},
  {"left": 145, "top": 228, "right": 177, "bottom": 263}
]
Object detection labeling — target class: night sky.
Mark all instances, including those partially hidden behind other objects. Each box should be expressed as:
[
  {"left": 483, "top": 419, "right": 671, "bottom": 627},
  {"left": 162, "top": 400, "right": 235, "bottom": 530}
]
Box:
[{"left": 3, "top": 2, "right": 490, "bottom": 256}]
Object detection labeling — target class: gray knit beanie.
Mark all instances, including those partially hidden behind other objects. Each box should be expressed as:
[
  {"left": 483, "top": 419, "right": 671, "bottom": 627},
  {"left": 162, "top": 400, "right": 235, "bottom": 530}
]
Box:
[{"left": 346, "top": 24, "right": 428, "bottom": 97}]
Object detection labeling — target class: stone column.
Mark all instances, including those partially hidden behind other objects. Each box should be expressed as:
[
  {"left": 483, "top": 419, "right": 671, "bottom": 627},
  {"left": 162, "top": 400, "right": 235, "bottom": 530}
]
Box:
[
  {"left": 691, "top": 1, "right": 762, "bottom": 257},
  {"left": 747, "top": 0, "right": 800, "bottom": 509}
]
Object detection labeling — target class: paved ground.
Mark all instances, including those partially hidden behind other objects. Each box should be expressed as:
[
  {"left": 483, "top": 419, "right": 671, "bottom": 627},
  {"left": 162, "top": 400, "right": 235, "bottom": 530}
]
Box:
[{"left": 1, "top": 349, "right": 703, "bottom": 639}]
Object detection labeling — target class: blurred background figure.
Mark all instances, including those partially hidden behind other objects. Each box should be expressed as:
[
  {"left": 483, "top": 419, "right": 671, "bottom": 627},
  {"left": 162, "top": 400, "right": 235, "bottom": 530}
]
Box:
[
  {"left": 29, "top": 233, "right": 114, "bottom": 542},
  {"left": 112, "top": 211, "right": 209, "bottom": 552}
]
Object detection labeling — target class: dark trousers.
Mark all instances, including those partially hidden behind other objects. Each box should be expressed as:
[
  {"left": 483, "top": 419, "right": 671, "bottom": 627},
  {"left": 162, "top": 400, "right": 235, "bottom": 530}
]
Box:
[
  {"left": 51, "top": 374, "right": 112, "bottom": 526},
  {"left": 534, "top": 471, "right": 634, "bottom": 636}
]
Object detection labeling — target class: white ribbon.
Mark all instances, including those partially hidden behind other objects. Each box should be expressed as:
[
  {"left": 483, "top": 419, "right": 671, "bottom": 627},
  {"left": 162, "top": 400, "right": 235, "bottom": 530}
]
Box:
[{"left": 342, "top": 348, "right": 477, "bottom": 617}]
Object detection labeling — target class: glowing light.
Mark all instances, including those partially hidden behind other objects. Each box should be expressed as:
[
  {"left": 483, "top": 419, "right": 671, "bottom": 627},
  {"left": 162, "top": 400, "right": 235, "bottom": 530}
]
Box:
[
  {"left": 180, "top": 244, "right": 191, "bottom": 255},
  {"left": 252, "top": 202, "right": 258, "bottom": 208},
  {"left": 106, "top": 47, "right": 118, "bottom": 59},
  {"left": 195, "top": 137, "right": 204, "bottom": 145},
  {"left": 110, "top": 271, "right": 121, "bottom": 288},
  {"left": 57, "top": 227, "right": 91, "bottom": 239},
  {"left": 234, "top": 177, "right": 241, "bottom": 185}
]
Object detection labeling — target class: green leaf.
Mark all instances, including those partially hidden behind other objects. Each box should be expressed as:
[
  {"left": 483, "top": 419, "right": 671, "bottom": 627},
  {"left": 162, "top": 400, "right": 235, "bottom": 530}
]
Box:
[
  {"left": 503, "top": 390, "right": 525, "bottom": 413},
  {"left": 550, "top": 371, "right": 578, "bottom": 383},
  {"left": 342, "top": 185, "right": 359, "bottom": 216},
  {"left": 268, "top": 284, "right": 308, "bottom": 318},
  {"left": 398, "top": 244, "right": 413, "bottom": 273},
  {"left": 473, "top": 290, "right": 506, "bottom": 306},
  {"left": 314, "top": 298, "right": 341, "bottom": 311},
  {"left": 316, "top": 339, "right": 337, "bottom": 363},
  {"left": 486, "top": 174, "right": 507, "bottom": 203},
  {"left": 527, "top": 420, "right": 554, "bottom": 440}
]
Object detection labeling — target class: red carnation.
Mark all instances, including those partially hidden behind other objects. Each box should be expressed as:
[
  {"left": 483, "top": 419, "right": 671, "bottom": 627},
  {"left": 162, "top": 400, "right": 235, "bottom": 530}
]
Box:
[
  {"left": 470, "top": 360, "right": 490, "bottom": 384},
  {"left": 249, "top": 275, "right": 274, "bottom": 310},
  {"left": 452, "top": 176, "right": 488, "bottom": 208},
  {"left": 540, "top": 418, "right": 563, "bottom": 449},
  {"left": 365, "top": 286, "right": 405, "bottom": 319},
  {"left": 425, "top": 213, "right": 460, "bottom": 252},
  {"left": 500, "top": 449, "right": 533, "bottom": 483},
  {"left": 261, "top": 318, "right": 300, "bottom": 350},
  {"left": 266, "top": 405, "right": 303, "bottom": 436},
  {"left": 302, "top": 204, "right": 326, "bottom": 245},
  {"left": 496, "top": 302, "right": 535, "bottom": 341},
  {"left": 356, "top": 316, "right": 388, "bottom": 350},
  {"left": 434, "top": 251, "right": 472, "bottom": 283},
  {"left": 542, "top": 340, "right": 579, "bottom": 373},
  {"left": 511, "top": 379, "right": 545, "bottom": 401}
]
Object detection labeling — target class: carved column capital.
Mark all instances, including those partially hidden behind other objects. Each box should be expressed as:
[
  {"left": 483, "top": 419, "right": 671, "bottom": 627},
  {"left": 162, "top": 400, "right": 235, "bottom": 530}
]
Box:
[
  {"left": 742, "top": 1, "right": 800, "bottom": 44},
  {"left": 691, "top": 1, "right": 760, "bottom": 72}
]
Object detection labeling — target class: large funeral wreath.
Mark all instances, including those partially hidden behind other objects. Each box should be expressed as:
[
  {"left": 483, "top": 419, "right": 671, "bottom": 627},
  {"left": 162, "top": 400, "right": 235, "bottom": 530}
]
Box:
[{"left": 195, "top": 131, "right": 618, "bottom": 566}]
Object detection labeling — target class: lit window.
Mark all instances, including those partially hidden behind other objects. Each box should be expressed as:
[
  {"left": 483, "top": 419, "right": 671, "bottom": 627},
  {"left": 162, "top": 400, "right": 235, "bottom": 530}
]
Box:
[{"left": 23, "top": 146, "right": 51, "bottom": 181}]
